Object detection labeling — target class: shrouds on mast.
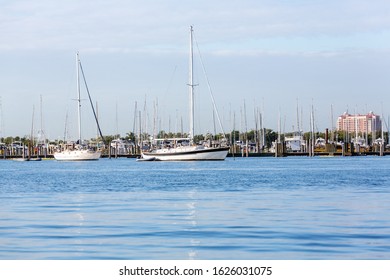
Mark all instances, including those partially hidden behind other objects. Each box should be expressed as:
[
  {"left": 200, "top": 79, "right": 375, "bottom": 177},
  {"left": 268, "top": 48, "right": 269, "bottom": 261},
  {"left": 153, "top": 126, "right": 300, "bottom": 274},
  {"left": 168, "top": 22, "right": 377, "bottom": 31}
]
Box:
[{"left": 77, "top": 54, "right": 106, "bottom": 145}]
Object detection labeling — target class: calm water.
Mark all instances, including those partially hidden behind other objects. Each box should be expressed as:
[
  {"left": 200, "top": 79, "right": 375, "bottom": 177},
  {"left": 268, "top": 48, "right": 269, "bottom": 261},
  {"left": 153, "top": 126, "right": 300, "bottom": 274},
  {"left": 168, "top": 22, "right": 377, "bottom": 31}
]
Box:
[{"left": 0, "top": 156, "right": 389, "bottom": 260}]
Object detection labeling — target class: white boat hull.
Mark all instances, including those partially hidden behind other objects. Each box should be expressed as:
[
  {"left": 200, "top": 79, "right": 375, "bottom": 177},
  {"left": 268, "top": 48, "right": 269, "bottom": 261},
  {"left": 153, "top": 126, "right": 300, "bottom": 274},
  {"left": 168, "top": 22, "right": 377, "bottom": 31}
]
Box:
[
  {"left": 142, "top": 146, "right": 229, "bottom": 161},
  {"left": 54, "top": 150, "right": 101, "bottom": 161}
]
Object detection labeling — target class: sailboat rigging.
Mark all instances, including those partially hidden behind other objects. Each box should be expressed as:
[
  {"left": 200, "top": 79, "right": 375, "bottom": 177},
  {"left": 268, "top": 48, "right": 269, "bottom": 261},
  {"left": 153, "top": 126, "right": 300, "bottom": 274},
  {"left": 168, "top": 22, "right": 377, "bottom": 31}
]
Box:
[
  {"left": 54, "top": 52, "right": 102, "bottom": 161},
  {"left": 140, "top": 26, "right": 229, "bottom": 161}
]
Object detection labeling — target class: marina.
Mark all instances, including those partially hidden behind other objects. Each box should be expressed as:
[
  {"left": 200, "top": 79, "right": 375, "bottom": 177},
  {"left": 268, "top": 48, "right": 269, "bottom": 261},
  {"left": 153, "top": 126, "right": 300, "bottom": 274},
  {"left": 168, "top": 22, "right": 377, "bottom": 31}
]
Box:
[
  {"left": 1, "top": 3, "right": 390, "bottom": 277},
  {"left": 1, "top": 138, "right": 390, "bottom": 160},
  {"left": 0, "top": 26, "right": 389, "bottom": 163},
  {"left": 2, "top": 147, "right": 390, "bottom": 160}
]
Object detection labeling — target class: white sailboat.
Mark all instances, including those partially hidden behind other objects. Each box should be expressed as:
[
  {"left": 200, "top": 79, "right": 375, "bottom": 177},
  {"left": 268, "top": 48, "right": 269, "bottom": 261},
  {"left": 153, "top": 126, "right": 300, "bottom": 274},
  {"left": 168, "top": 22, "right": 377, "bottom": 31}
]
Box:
[
  {"left": 54, "top": 53, "right": 101, "bottom": 161},
  {"left": 141, "top": 26, "right": 229, "bottom": 161}
]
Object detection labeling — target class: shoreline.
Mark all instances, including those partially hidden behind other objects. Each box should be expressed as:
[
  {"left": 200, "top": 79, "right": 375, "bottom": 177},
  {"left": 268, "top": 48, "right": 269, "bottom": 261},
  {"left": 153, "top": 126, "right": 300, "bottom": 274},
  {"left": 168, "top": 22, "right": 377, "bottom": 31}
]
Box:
[{"left": 2, "top": 151, "right": 390, "bottom": 160}]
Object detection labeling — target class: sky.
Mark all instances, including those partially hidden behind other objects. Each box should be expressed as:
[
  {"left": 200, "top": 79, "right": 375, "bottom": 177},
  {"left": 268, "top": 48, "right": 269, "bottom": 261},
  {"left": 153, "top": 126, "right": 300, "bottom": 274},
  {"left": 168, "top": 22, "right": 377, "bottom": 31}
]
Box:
[{"left": 1, "top": 0, "right": 390, "bottom": 141}]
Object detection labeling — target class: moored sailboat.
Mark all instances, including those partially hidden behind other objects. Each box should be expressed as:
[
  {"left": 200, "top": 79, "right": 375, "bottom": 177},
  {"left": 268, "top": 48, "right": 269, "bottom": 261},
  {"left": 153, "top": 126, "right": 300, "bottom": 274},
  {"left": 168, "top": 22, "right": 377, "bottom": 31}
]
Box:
[
  {"left": 141, "top": 144, "right": 230, "bottom": 161},
  {"left": 141, "top": 26, "right": 229, "bottom": 161},
  {"left": 54, "top": 52, "right": 101, "bottom": 161}
]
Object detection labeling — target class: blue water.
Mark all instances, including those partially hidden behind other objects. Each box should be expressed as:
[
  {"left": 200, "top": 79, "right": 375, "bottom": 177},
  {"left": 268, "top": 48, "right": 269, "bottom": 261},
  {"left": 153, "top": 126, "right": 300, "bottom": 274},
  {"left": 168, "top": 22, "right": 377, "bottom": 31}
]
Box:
[{"left": 1, "top": 156, "right": 390, "bottom": 260}]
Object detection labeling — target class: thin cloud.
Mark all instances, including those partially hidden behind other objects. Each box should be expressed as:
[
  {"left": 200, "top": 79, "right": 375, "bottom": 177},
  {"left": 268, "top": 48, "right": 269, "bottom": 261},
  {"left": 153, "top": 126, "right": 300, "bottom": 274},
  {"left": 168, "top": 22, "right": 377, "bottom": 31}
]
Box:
[{"left": 1, "top": 0, "right": 389, "bottom": 52}]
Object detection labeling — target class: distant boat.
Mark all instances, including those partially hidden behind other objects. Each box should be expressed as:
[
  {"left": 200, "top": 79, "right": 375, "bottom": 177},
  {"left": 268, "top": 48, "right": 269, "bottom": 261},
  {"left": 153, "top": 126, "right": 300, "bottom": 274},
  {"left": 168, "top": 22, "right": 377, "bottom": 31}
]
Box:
[
  {"left": 54, "top": 148, "right": 100, "bottom": 161},
  {"left": 12, "top": 157, "right": 29, "bottom": 162},
  {"left": 11, "top": 142, "right": 29, "bottom": 161},
  {"left": 136, "top": 156, "right": 156, "bottom": 162},
  {"left": 54, "top": 53, "right": 101, "bottom": 161},
  {"left": 13, "top": 156, "right": 42, "bottom": 162},
  {"left": 141, "top": 27, "right": 229, "bottom": 161}
]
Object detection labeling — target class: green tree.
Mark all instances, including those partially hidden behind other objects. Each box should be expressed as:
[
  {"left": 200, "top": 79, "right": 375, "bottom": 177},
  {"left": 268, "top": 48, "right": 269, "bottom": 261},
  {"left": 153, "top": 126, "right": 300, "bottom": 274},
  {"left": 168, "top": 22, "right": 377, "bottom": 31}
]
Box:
[
  {"left": 193, "top": 134, "right": 204, "bottom": 144},
  {"left": 125, "top": 132, "right": 136, "bottom": 142},
  {"left": 265, "top": 129, "right": 277, "bottom": 148}
]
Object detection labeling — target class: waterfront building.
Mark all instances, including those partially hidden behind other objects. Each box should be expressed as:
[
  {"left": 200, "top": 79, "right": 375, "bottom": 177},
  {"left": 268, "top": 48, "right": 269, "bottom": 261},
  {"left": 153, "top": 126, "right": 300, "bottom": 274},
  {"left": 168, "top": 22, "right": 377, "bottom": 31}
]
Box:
[{"left": 336, "top": 111, "right": 381, "bottom": 134}]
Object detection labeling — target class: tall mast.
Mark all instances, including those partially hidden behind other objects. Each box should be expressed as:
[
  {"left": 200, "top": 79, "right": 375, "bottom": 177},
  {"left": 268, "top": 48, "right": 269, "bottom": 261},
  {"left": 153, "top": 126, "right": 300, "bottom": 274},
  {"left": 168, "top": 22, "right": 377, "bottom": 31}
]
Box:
[
  {"left": 296, "top": 98, "right": 300, "bottom": 135},
  {"left": 31, "top": 105, "right": 35, "bottom": 147},
  {"left": 76, "top": 52, "right": 82, "bottom": 144},
  {"left": 189, "top": 26, "right": 195, "bottom": 144},
  {"left": 0, "top": 96, "right": 4, "bottom": 139}
]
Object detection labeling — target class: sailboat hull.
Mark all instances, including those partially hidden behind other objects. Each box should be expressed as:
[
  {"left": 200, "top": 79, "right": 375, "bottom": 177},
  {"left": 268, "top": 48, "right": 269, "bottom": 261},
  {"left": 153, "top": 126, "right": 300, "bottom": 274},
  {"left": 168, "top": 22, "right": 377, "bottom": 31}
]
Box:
[
  {"left": 142, "top": 146, "right": 229, "bottom": 161},
  {"left": 54, "top": 150, "right": 101, "bottom": 161}
]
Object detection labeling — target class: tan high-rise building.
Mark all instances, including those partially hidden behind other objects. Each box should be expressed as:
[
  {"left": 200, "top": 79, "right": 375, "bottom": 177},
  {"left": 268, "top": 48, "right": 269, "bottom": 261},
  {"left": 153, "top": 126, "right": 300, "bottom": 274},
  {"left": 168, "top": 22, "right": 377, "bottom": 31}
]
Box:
[{"left": 336, "top": 112, "right": 381, "bottom": 133}]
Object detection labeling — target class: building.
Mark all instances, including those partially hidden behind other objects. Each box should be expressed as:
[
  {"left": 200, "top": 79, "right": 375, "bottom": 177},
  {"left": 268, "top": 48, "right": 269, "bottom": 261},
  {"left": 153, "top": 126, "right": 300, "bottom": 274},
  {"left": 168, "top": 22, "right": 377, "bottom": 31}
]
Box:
[{"left": 336, "top": 111, "right": 381, "bottom": 134}]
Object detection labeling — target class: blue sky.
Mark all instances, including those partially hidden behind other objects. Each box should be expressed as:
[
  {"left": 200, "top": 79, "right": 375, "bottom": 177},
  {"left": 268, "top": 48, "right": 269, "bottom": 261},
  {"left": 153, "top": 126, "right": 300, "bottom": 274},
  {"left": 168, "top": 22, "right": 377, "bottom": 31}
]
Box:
[{"left": 1, "top": 0, "right": 390, "bottom": 140}]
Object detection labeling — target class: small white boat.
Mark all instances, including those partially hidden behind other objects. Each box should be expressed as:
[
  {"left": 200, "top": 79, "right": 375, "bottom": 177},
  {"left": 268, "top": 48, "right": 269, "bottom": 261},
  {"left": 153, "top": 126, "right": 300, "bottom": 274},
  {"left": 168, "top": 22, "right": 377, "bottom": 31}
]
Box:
[
  {"left": 54, "top": 149, "right": 100, "bottom": 161},
  {"left": 136, "top": 156, "right": 156, "bottom": 162},
  {"left": 12, "top": 158, "right": 29, "bottom": 162},
  {"left": 13, "top": 157, "right": 42, "bottom": 162}
]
